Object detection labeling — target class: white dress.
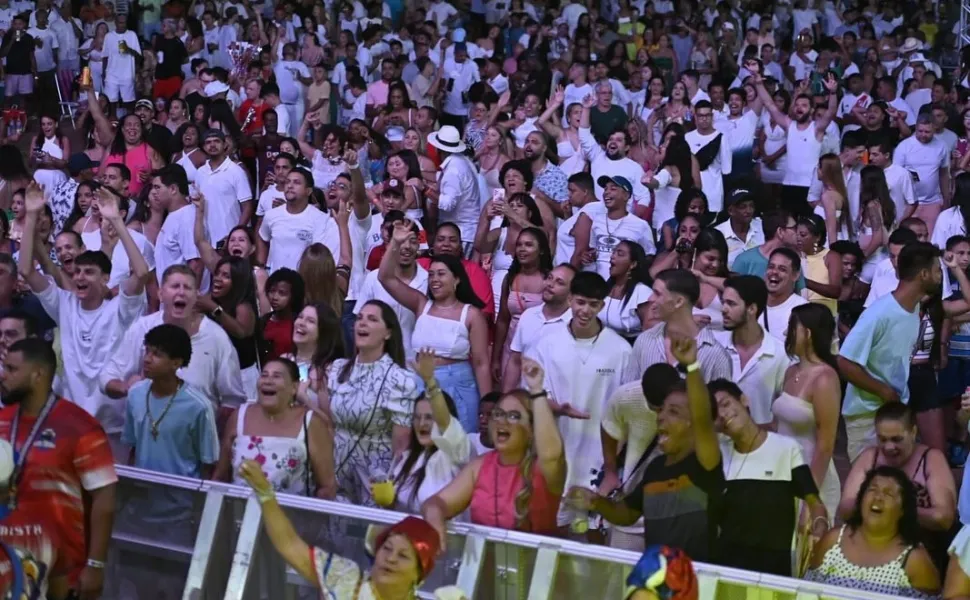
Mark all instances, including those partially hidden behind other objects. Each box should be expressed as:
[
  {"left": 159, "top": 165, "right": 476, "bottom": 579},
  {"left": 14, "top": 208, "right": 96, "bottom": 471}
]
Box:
[
  {"left": 759, "top": 113, "right": 788, "bottom": 185},
  {"left": 33, "top": 137, "right": 68, "bottom": 199},
  {"left": 772, "top": 391, "right": 841, "bottom": 520},
  {"left": 489, "top": 223, "right": 515, "bottom": 316},
  {"left": 80, "top": 40, "right": 104, "bottom": 92},
  {"left": 230, "top": 403, "right": 314, "bottom": 496}
]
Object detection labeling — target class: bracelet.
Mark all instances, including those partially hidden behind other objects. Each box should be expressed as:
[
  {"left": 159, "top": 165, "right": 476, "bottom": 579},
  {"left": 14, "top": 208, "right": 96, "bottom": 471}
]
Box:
[
  {"left": 425, "top": 381, "right": 441, "bottom": 396},
  {"left": 86, "top": 558, "right": 106, "bottom": 569},
  {"left": 685, "top": 362, "right": 700, "bottom": 373},
  {"left": 812, "top": 516, "right": 828, "bottom": 531},
  {"left": 255, "top": 488, "right": 276, "bottom": 505},
  {"left": 528, "top": 391, "right": 548, "bottom": 399}
]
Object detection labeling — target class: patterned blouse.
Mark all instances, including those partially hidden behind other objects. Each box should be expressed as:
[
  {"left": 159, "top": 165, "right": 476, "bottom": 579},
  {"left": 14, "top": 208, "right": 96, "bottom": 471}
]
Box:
[{"left": 327, "top": 354, "right": 418, "bottom": 506}]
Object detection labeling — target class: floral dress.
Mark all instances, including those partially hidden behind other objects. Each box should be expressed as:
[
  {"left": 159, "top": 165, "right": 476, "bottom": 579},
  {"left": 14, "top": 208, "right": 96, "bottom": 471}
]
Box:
[
  {"left": 230, "top": 404, "right": 313, "bottom": 495},
  {"left": 328, "top": 354, "right": 418, "bottom": 506}
]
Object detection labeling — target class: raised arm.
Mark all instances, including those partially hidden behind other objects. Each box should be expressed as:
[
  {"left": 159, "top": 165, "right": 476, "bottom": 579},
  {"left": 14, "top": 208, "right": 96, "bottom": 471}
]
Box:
[
  {"left": 192, "top": 194, "right": 221, "bottom": 272},
  {"left": 814, "top": 74, "right": 838, "bottom": 137},
  {"left": 81, "top": 83, "right": 115, "bottom": 149},
  {"left": 97, "top": 189, "right": 148, "bottom": 296},
  {"left": 17, "top": 182, "right": 52, "bottom": 293},
  {"left": 421, "top": 457, "right": 482, "bottom": 548},
  {"left": 521, "top": 358, "right": 567, "bottom": 495},
  {"left": 751, "top": 68, "right": 790, "bottom": 130},
  {"left": 377, "top": 222, "right": 427, "bottom": 315},
  {"left": 671, "top": 337, "right": 720, "bottom": 470}
]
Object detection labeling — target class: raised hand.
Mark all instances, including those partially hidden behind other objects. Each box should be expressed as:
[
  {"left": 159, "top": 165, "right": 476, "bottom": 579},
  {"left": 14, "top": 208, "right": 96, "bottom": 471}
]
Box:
[
  {"left": 333, "top": 198, "right": 352, "bottom": 227},
  {"left": 238, "top": 459, "right": 273, "bottom": 495},
  {"left": 551, "top": 85, "right": 565, "bottom": 106},
  {"left": 581, "top": 93, "right": 596, "bottom": 109},
  {"left": 822, "top": 72, "right": 838, "bottom": 93},
  {"left": 521, "top": 357, "right": 545, "bottom": 393},
  {"left": 670, "top": 336, "right": 698, "bottom": 365},
  {"left": 23, "top": 181, "right": 45, "bottom": 214},
  {"left": 411, "top": 347, "right": 437, "bottom": 383},
  {"left": 390, "top": 220, "right": 414, "bottom": 246},
  {"left": 96, "top": 187, "right": 122, "bottom": 221},
  {"left": 343, "top": 147, "right": 359, "bottom": 167}
]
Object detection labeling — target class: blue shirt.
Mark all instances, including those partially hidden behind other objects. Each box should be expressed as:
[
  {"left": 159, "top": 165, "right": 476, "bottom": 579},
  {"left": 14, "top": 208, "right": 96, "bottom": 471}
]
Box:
[
  {"left": 122, "top": 380, "right": 220, "bottom": 478},
  {"left": 534, "top": 162, "right": 569, "bottom": 203},
  {"left": 732, "top": 246, "right": 807, "bottom": 293},
  {"left": 840, "top": 293, "right": 920, "bottom": 417}
]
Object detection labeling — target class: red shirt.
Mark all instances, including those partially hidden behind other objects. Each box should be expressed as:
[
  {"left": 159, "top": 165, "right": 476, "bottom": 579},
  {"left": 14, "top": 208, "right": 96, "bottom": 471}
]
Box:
[
  {"left": 262, "top": 316, "right": 295, "bottom": 360},
  {"left": 0, "top": 400, "right": 116, "bottom": 581},
  {"left": 237, "top": 99, "right": 266, "bottom": 136},
  {"left": 0, "top": 511, "right": 62, "bottom": 597}
]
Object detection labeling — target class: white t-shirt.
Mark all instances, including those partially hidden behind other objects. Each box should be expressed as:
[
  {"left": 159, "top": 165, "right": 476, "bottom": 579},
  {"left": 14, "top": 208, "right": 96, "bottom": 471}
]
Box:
[
  {"left": 103, "top": 30, "right": 140, "bottom": 83},
  {"left": 764, "top": 293, "right": 808, "bottom": 343},
  {"left": 863, "top": 256, "right": 898, "bottom": 307},
  {"left": 883, "top": 163, "right": 917, "bottom": 223},
  {"left": 195, "top": 158, "right": 253, "bottom": 244},
  {"left": 255, "top": 185, "right": 286, "bottom": 217},
  {"left": 532, "top": 325, "right": 633, "bottom": 526},
  {"left": 273, "top": 60, "right": 310, "bottom": 105},
  {"left": 37, "top": 279, "right": 146, "bottom": 432},
  {"left": 555, "top": 212, "right": 580, "bottom": 266},
  {"left": 685, "top": 129, "right": 733, "bottom": 212},
  {"left": 154, "top": 204, "right": 202, "bottom": 286},
  {"left": 353, "top": 266, "right": 429, "bottom": 360},
  {"left": 599, "top": 283, "right": 652, "bottom": 339},
  {"left": 788, "top": 50, "right": 817, "bottom": 81},
  {"left": 26, "top": 26, "right": 58, "bottom": 72},
  {"left": 258, "top": 203, "right": 341, "bottom": 273},
  {"left": 894, "top": 135, "right": 949, "bottom": 205},
  {"left": 83, "top": 229, "right": 157, "bottom": 289},
  {"left": 580, "top": 202, "right": 657, "bottom": 279}
]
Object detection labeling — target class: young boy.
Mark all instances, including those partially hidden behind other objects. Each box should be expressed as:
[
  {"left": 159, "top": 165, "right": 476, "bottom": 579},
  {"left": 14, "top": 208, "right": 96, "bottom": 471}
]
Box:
[
  {"left": 122, "top": 323, "right": 219, "bottom": 479},
  {"left": 341, "top": 75, "right": 367, "bottom": 126}
]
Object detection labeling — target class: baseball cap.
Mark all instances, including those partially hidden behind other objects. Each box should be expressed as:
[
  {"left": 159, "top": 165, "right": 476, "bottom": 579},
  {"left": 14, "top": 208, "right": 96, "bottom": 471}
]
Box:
[
  {"left": 134, "top": 98, "right": 155, "bottom": 111},
  {"left": 597, "top": 175, "right": 633, "bottom": 196},
  {"left": 725, "top": 187, "right": 755, "bottom": 207},
  {"left": 203, "top": 129, "right": 226, "bottom": 141},
  {"left": 67, "top": 152, "right": 99, "bottom": 176}
]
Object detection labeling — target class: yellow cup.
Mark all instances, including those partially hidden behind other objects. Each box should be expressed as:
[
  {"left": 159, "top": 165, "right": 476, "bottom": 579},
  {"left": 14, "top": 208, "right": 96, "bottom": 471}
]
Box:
[{"left": 371, "top": 480, "right": 396, "bottom": 507}]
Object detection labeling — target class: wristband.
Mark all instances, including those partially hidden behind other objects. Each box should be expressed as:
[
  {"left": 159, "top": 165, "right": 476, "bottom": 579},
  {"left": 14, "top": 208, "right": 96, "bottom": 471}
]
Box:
[
  {"left": 812, "top": 516, "right": 828, "bottom": 530},
  {"left": 256, "top": 488, "right": 276, "bottom": 504},
  {"left": 86, "top": 559, "right": 106, "bottom": 569},
  {"left": 685, "top": 362, "right": 700, "bottom": 373},
  {"left": 528, "top": 391, "right": 548, "bottom": 399}
]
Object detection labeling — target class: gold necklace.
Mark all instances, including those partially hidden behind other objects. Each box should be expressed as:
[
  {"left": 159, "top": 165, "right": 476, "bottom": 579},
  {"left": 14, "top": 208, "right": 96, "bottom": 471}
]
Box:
[{"left": 145, "top": 382, "right": 182, "bottom": 441}]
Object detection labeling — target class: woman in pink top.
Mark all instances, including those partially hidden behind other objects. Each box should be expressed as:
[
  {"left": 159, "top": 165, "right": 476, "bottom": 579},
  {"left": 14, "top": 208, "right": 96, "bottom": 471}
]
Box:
[
  {"left": 421, "top": 358, "right": 566, "bottom": 540},
  {"left": 83, "top": 83, "right": 164, "bottom": 196}
]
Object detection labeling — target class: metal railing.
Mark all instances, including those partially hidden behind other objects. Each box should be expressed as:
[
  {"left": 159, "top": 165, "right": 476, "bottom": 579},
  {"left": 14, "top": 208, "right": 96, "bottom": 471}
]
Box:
[{"left": 104, "top": 466, "right": 903, "bottom": 600}]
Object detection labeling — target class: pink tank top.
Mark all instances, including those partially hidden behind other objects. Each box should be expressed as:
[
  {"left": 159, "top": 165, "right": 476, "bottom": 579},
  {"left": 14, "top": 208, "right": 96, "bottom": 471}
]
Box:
[
  {"left": 105, "top": 143, "right": 151, "bottom": 195},
  {"left": 470, "top": 451, "right": 561, "bottom": 535}
]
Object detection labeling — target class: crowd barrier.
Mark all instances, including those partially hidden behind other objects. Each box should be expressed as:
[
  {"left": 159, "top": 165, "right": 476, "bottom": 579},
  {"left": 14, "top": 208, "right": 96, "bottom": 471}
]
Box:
[{"left": 105, "top": 466, "right": 904, "bottom": 600}]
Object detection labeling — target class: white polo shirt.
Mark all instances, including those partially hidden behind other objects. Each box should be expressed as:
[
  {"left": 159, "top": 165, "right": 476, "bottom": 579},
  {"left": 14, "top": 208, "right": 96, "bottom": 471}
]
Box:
[
  {"left": 258, "top": 203, "right": 341, "bottom": 273},
  {"left": 509, "top": 302, "right": 571, "bottom": 361},
  {"left": 715, "top": 217, "right": 765, "bottom": 270},
  {"left": 714, "top": 326, "right": 790, "bottom": 425},
  {"left": 196, "top": 157, "right": 253, "bottom": 245}
]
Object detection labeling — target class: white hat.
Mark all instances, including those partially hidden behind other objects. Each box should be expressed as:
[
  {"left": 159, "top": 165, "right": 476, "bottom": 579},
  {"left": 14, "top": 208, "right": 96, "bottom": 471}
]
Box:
[
  {"left": 908, "top": 52, "right": 927, "bottom": 64},
  {"left": 451, "top": 28, "right": 467, "bottom": 43},
  {"left": 427, "top": 126, "right": 467, "bottom": 153},
  {"left": 0, "top": 440, "right": 13, "bottom": 485},
  {"left": 900, "top": 37, "right": 922, "bottom": 53},
  {"left": 386, "top": 126, "right": 405, "bottom": 142},
  {"left": 204, "top": 81, "right": 230, "bottom": 97}
]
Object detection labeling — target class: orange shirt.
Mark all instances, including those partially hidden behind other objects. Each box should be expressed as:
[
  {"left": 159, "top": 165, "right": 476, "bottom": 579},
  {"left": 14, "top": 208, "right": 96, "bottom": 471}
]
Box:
[{"left": 0, "top": 400, "right": 116, "bottom": 580}]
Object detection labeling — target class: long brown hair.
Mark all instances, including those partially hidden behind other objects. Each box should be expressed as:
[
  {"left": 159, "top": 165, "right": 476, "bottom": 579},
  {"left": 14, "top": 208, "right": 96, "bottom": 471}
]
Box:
[
  {"left": 298, "top": 243, "right": 344, "bottom": 316},
  {"left": 818, "top": 153, "right": 853, "bottom": 239},
  {"left": 338, "top": 300, "right": 407, "bottom": 383}
]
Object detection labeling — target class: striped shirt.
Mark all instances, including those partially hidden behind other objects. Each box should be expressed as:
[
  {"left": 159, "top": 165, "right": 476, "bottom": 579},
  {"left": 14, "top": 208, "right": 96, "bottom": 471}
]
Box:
[{"left": 623, "top": 322, "right": 732, "bottom": 383}]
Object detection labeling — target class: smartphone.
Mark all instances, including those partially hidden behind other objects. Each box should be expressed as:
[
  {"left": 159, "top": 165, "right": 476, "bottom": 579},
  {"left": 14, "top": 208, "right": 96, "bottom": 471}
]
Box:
[{"left": 447, "top": 79, "right": 455, "bottom": 92}]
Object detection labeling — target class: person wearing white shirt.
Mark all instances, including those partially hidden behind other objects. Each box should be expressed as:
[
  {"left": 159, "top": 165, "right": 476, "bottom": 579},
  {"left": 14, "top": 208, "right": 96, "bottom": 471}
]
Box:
[
  {"left": 717, "top": 277, "right": 789, "bottom": 425},
  {"left": 101, "top": 265, "right": 247, "bottom": 411},
  {"left": 254, "top": 153, "right": 293, "bottom": 227},
  {"left": 27, "top": 9, "right": 57, "bottom": 116},
  {"left": 561, "top": 0, "right": 587, "bottom": 35},
  {"left": 257, "top": 169, "right": 342, "bottom": 273},
  {"left": 273, "top": 43, "right": 311, "bottom": 136},
  {"left": 838, "top": 74, "right": 872, "bottom": 133},
  {"left": 49, "top": 6, "right": 80, "bottom": 76},
  {"left": 686, "top": 101, "right": 733, "bottom": 212},
  {"left": 876, "top": 77, "right": 917, "bottom": 127},
  {"left": 531, "top": 271, "right": 633, "bottom": 528},
  {"left": 715, "top": 190, "right": 765, "bottom": 269},
  {"left": 427, "top": 0, "right": 458, "bottom": 35},
  {"left": 863, "top": 229, "right": 917, "bottom": 307},
  {"left": 195, "top": 129, "right": 254, "bottom": 246},
  {"left": 503, "top": 265, "right": 574, "bottom": 391},
  {"left": 426, "top": 127, "right": 481, "bottom": 256},
  {"left": 682, "top": 70, "right": 709, "bottom": 107},
  {"left": 807, "top": 132, "right": 865, "bottom": 226},
  {"left": 82, "top": 203, "right": 156, "bottom": 290},
  {"left": 555, "top": 173, "right": 596, "bottom": 266},
  {"left": 894, "top": 114, "right": 950, "bottom": 234},
  {"left": 354, "top": 220, "right": 428, "bottom": 360},
  {"left": 103, "top": 14, "right": 140, "bottom": 110},
  {"left": 577, "top": 100, "right": 650, "bottom": 208},
  {"left": 151, "top": 166, "right": 204, "bottom": 286},
  {"left": 573, "top": 176, "right": 656, "bottom": 279},
  {"left": 440, "top": 43, "right": 479, "bottom": 130},
  {"left": 0, "top": 0, "right": 17, "bottom": 33},
  {"left": 20, "top": 181, "right": 148, "bottom": 451},
  {"left": 764, "top": 248, "right": 808, "bottom": 343},
  {"left": 868, "top": 139, "right": 916, "bottom": 224}
]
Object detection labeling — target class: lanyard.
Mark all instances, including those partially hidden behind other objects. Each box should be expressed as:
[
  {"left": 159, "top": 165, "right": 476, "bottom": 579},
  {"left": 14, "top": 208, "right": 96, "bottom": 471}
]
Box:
[{"left": 7, "top": 393, "right": 57, "bottom": 510}]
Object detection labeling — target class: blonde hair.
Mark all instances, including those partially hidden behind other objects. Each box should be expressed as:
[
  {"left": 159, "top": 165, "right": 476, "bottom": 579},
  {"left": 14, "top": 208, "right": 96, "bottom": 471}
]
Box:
[
  {"left": 504, "top": 390, "right": 537, "bottom": 530},
  {"left": 819, "top": 153, "right": 853, "bottom": 239},
  {"left": 298, "top": 243, "right": 344, "bottom": 316}
]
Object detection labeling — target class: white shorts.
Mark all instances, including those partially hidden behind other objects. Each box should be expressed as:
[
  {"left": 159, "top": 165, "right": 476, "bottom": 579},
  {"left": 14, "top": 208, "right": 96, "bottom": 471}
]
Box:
[{"left": 103, "top": 79, "right": 136, "bottom": 103}]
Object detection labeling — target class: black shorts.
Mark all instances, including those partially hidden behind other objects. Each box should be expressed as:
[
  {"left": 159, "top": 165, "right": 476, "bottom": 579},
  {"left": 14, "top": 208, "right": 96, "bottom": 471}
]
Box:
[{"left": 908, "top": 363, "right": 944, "bottom": 412}]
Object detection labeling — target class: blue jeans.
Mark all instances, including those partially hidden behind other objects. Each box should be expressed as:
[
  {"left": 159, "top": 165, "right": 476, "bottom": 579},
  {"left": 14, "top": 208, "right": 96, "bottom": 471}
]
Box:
[
  {"left": 428, "top": 361, "right": 480, "bottom": 433},
  {"left": 140, "top": 20, "right": 162, "bottom": 40}
]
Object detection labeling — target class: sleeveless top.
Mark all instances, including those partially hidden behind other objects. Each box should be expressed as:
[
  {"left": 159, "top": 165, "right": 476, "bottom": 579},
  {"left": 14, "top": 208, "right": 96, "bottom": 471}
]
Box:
[
  {"left": 783, "top": 122, "right": 822, "bottom": 188},
  {"left": 773, "top": 391, "right": 841, "bottom": 518},
  {"left": 557, "top": 137, "right": 586, "bottom": 177},
  {"left": 105, "top": 143, "right": 152, "bottom": 195},
  {"left": 805, "top": 525, "right": 918, "bottom": 596},
  {"left": 469, "top": 451, "right": 560, "bottom": 536},
  {"left": 176, "top": 149, "right": 201, "bottom": 183},
  {"left": 803, "top": 249, "right": 838, "bottom": 316},
  {"left": 223, "top": 302, "right": 257, "bottom": 369},
  {"left": 411, "top": 303, "right": 471, "bottom": 360},
  {"left": 230, "top": 403, "right": 313, "bottom": 496}
]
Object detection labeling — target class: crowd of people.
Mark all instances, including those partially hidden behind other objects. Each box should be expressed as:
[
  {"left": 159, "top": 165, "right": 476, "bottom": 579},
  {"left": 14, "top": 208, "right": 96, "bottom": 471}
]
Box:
[{"left": 0, "top": 0, "right": 969, "bottom": 597}]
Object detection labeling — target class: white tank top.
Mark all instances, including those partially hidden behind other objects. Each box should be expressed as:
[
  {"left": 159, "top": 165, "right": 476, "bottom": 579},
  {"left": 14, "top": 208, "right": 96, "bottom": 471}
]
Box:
[
  {"left": 177, "top": 149, "right": 200, "bottom": 183},
  {"left": 783, "top": 121, "right": 822, "bottom": 188},
  {"left": 411, "top": 303, "right": 471, "bottom": 360}
]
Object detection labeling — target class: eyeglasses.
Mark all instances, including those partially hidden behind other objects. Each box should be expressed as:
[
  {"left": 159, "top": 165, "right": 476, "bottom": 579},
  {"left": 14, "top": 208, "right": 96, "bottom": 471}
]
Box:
[{"left": 490, "top": 408, "right": 524, "bottom": 423}]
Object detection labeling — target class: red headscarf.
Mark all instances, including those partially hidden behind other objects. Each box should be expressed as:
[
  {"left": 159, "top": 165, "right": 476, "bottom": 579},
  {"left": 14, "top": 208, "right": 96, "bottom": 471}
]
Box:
[{"left": 374, "top": 516, "right": 441, "bottom": 581}]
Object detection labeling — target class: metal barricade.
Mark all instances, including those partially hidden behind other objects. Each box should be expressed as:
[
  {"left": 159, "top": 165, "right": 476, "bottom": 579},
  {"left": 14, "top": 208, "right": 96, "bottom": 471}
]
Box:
[{"left": 105, "top": 466, "right": 903, "bottom": 600}]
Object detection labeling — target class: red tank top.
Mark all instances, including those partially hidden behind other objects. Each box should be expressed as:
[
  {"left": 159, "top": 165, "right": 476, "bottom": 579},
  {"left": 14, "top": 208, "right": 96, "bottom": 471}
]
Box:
[{"left": 470, "top": 451, "right": 560, "bottom": 536}]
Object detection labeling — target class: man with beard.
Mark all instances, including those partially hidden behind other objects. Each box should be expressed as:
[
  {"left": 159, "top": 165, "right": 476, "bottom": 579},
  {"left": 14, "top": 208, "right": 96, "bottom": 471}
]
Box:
[
  {"left": 840, "top": 242, "right": 943, "bottom": 461},
  {"left": 354, "top": 219, "right": 427, "bottom": 360},
  {"left": 19, "top": 182, "right": 147, "bottom": 455},
  {"left": 257, "top": 168, "right": 343, "bottom": 273},
  {"left": 763, "top": 248, "right": 808, "bottom": 343},
  {"left": 531, "top": 271, "right": 633, "bottom": 536},
  {"left": 807, "top": 131, "right": 866, "bottom": 224},
  {"left": 753, "top": 64, "right": 838, "bottom": 217},
  {"left": 0, "top": 338, "right": 117, "bottom": 600},
  {"left": 101, "top": 265, "right": 245, "bottom": 414},
  {"left": 195, "top": 129, "right": 254, "bottom": 246},
  {"left": 523, "top": 130, "right": 569, "bottom": 216},
  {"left": 578, "top": 95, "right": 650, "bottom": 206},
  {"left": 715, "top": 276, "right": 789, "bottom": 426},
  {"left": 571, "top": 176, "right": 656, "bottom": 278},
  {"left": 502, "top": 264, "right": 575, "bottom": 391},
  {"left": 893, "top": 113, "right": 950, "bottom": 234}
]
